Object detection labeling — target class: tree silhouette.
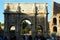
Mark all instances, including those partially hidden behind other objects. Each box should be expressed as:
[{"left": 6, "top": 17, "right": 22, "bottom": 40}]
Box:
[
  {"left": 0, "top": 22, "right": 1, "bottom": 28},
  {"left": 0, "top": 22, "right": 4, "bottom": 35}
]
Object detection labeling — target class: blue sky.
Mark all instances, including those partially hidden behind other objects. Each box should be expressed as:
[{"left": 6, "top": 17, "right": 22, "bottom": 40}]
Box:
[{"left": 0, "top": 0, "right": 59, "bottom": 23}]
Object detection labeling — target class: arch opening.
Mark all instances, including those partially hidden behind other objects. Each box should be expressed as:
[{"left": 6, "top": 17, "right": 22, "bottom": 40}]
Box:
[
  {"left": 53, "top": 26, "right": 57, "bottom": 32},
  {"left": 9, "top": 25, "right": 16, "bottom": 40},
  {"left": 53, "top": 18, "right": 57, "bottom": 25},
  {"left": 37, "top": 25, "right": 43, "bottom": 35},
  {"left": 10, "top": 25, "right": 15, "bottom": 31},
  {"left": 21, "top": 19, "right": 32, "bottom": 35},
  {"left": 9, "top": 25, "right": 16, "bottom": 35}
]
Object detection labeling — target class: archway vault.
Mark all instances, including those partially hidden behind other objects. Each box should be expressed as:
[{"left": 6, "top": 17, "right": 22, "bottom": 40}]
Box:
[{"left": 20, "top": 18, "right": 32, "bottom": 35}]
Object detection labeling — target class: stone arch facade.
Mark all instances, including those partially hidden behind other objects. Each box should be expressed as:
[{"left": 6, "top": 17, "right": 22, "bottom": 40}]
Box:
[{"left": 4, "top": 3, "right": 48, "bottom": 40}]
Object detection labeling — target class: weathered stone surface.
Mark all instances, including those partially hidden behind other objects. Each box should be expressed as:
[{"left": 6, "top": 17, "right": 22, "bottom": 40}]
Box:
[
  {"left": 49, "top": 2, "right": 60, "bottom": 36},
  {"left": 4, "top": 3, "right": 48, "bottom": 40}
]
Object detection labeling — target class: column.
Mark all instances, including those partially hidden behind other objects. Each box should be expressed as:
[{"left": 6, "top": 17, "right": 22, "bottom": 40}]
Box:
[{"left": 4, "top": 13, "right": 10, "bottom": 40}]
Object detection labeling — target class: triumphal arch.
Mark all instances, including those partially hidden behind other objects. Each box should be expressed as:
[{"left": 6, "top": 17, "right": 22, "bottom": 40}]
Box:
[{"left": 4, "top": 3, "right": 48, "bottom": 40}]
